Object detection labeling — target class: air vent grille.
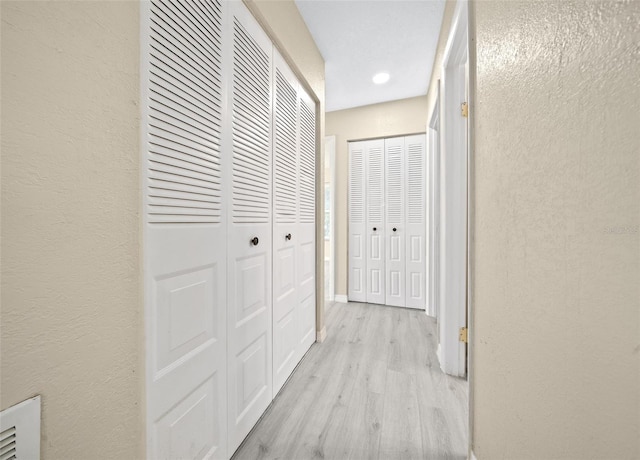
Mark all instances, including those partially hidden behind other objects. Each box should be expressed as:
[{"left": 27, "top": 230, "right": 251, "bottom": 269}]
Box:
[
  {"left": 0, "top": 396, "right": 40, "bottom": 460},
  {"left": 0, "top": 427, "right": 17, "bottom": 460}
]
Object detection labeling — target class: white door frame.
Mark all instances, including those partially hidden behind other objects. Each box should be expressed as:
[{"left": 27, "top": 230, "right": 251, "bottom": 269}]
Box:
[
  {"left": 428, "top": 85, "right": 441, "bottom": 321},
  {"left": 438, "top": 0, "right": 468, "bottom": 378},
  {"left": 325, "top": 135, "right": 336, "bottom": 302}
]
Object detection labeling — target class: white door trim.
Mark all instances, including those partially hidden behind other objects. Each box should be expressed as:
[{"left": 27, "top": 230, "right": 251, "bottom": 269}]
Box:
[
  {"left": 439, "top": 0, "right": 468, "bottom": 378},
  {"left": 428, "top": 85, "right": 441, "bottom": 320},
  {"left": 325, "top": 135, "right": 336, "bottom": 302}
]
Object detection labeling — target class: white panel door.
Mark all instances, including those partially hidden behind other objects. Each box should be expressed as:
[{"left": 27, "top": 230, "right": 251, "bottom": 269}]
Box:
[
  {"left": 405, "top": 134, "right": 427, "bottom": 309},
  {"left": 143, "top": 0, "right": 227, "bottom": 458},
  {"left": 348, "top": 141, "right": 366, "bottom": 302},
  {"left": 227, "top": 1, "right": 273, "bottom": 453},
  {"left": 365, "top": 139, "right": 386, "bottom": 305},
  {"left": 297, "top": 86, "right": 317, "bottom": 360},
  {"left": 272, "top": 50, "right": 299, "bottom": 395},
  {"left": 384, "top": 137, "right": 406, "bottom": 307}
]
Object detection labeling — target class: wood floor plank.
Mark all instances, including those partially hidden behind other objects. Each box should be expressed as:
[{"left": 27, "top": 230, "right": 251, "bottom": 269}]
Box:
[{"left": 232, "top": 302, "right": 468, "bottom": 460}]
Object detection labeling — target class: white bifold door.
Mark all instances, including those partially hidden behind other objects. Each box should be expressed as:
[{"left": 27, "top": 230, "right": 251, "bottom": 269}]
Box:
[
  {"left": 272, "top": 50, "right": 316, "bottom": 396},
  {"left": 348, "top": 135, "right": 426, "bottom": 310},
  {"left": 143, "top": 0, "right": 228, "bottom": 458},
  {"left": 365, "top": 139, "right": 386, "bottom": 305},
  {"left": 348, "top": 142, "right": 367, "bottom": 302},
  {"left": 226, "top": 2, "right": 273, "bottom": 453},
  {"left": 384, "top": 136, "right": 406, "bottom": 307},
  {"left": 404, "top": 134, "right": 427, "bottom": 309}
]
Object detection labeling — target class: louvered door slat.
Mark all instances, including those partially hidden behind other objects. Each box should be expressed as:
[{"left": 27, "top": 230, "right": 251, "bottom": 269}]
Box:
[
  {"left": 349, "top": 145, "right": 365, "bottom": 224},
  {"left": 367, "top": 144, "right": 384, "bottom": 225},
  {"left": 274, "top": 69, "right": 298, "bottom": 223},
  {"left": 151, "top": 3, "right": 223, "bottom": 74},
  {"left": 299, "top": 100, "right": 315, "bottom": 224},
  {"left": 407, "top": 142, "right": 425, "bottom": 224},
  {"left": 149, "top": 139, "right": 221, "bottom": 169},
  {"left": 149, "top": 29, "right": 222, "bottom": 99},
  {"left": 148, "top": 0, "right": 222, "bottom": 224},
  {"left": 385, "top": 143, "right": 404, "bottom": 225},
  {"left": 148, "top": 180, "right": 219, "bottom": 198},
  {"left": 150, "top": 169, "right": 220, "bottom": 192},
  {"left": 149, "top": 90, "right": 222, "bottom": 132},
  {"left": 232, "top": 17, "right": 271, "bottom": 223}
]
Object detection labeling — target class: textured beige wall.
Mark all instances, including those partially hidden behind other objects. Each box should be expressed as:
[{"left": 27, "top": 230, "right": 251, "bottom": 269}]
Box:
[
  {"left": 471, "top": 1, "right": 640, "bottom": 458},
  {"left": 1, "top": 2, "right": 143, "bottom": 459},
  {"left": 245, "top": 0, "right": 327, "bottom": 336},
  {"left": 326, "top": 96, "right": 428, "bottom": 297}
]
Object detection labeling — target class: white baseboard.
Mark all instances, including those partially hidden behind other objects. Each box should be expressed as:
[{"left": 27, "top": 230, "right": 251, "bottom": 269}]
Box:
[
  {"left": 316, "top": 327, "right": 327, "bottom": 343},
  {"left": 334, "top": 294, "right": 348, "bottom": 304},
  {"left": 470, "top": 450, "right": 477, "bottom": 460}
]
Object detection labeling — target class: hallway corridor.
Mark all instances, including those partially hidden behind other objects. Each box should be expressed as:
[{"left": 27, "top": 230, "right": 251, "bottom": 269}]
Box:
[{"left": 232, "top": 302, "right": 468, "bottom": 460}]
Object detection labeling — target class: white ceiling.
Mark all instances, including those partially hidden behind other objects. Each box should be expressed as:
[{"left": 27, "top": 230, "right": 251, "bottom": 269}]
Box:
[{"left": 295, "top": 0, "right": 446, "bottom": 112}]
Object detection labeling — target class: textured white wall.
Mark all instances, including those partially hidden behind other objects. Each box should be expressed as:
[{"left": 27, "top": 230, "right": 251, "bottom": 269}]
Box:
[
  {"left": 471, "top": 1, "right": 640, "bottom": 457},
  {"left": 326, "top": 96, "right": 429, "bottom": 297},
  {"left": 1, "top": 2, "right": 143, "bottom": 459}
]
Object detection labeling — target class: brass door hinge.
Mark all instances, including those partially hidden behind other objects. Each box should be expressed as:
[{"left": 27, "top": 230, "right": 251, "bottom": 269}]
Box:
[
  {"left": 459, "top": 327, "right": 468, "bottom": 343},
  {"left": 461, "top": 102, "right": 468, "bottom": 118}
]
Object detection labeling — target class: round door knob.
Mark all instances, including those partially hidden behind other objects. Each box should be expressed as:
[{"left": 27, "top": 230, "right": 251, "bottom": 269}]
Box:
[
  {"left": 373, "top": 227, "right": 377, "bottom": 231},
  {"left": 285, "top": 233, "right": 292, "bottom": 241},
  {"left": 251, "top": 237, "right": 259, "bottom": 246},
  {"left": 393, "top": 227, "right": 397, "bottom": 232}
]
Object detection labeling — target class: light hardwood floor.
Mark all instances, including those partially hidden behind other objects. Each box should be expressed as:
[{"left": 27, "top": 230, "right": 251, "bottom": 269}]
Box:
[{"left": 232, "top": 302, "right": 468, "bottom": 460}]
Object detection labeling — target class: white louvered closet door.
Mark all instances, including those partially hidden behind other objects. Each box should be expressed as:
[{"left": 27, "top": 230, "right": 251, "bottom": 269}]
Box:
[
  {"left": 272, "top": 50, "right": 299, "bottom": 395},
  {"left": 297, "top": 86, "right": 317, "bottom": 361},
  {"left": 143, "top": 0, "right": 228, "bottom": 458},
  {"left": 365, "top": 139, "right": 386, "bottom": 305},
  {"left": 348, "top": 141, "right": 366, "bottom": 302},
  {"left": 405, "top": 134, "right": 427, "bottom": 309},
  {"left": 384, "top": 137, "right": 406, "bottom": 307},
  {"left": 226, "top": 1, "right": 273, "bottom": 453}
]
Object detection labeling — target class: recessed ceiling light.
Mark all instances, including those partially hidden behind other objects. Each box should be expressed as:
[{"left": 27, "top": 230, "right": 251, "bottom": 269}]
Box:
[{"left": 372, "top": 72, "right": 390, "bottom": 85}]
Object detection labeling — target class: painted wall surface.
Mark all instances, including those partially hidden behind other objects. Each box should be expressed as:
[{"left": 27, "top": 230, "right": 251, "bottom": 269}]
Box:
[
  {"left": 1, "top": 2, "right": 143, "bottom": 459},
  {"left": 471, "top": 1, "right": 640, "bottom": 458},
  {"left": 326, "top": 96, "right": 428, "bottom": 297}
]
